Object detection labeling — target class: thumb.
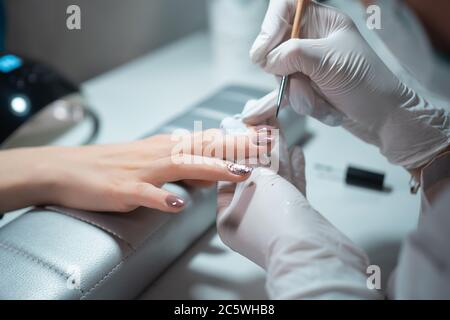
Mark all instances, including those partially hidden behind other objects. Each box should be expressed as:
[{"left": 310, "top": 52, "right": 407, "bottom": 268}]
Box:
[
  {"left": 241, "top": 90, "right": 286, "bottom": 125},
  {"left": 264, "top": 38, "right": 325, "bottom": 77}
]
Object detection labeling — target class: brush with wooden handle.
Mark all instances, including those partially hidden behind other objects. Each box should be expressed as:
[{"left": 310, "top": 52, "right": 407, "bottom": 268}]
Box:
[{"left": 276, "top": 0, "right": 310, "bottom": 117}]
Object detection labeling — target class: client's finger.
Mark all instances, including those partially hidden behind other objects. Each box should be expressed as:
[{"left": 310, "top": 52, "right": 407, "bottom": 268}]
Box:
[
  {"left": 130, "top": 182, "right": 186, "bottom": 213},
  {"left": 191, "top": 129, "right": 272, "bottom": 162},
  {"left": 153, "top": 156, "right": 253, "bottom": 184}
]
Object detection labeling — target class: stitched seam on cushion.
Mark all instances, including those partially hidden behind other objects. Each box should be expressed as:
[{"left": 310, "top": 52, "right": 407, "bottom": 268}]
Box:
[
  {"left": 80, "top": 222, "right": 169, "bottom": 299},
  {"left": 30, "top": 207, "right": 168, "bottom": 299},
  {"left": 79, "top": 201, "right": 216, "bottom": 299},
  {"left": 46, "top": 207, "right": 134, "bottom": 250},
  {"left": 80, "top": 259, "right": 127, "bottom": 299},
  {"left": 81, "top": 207, "right": 199, "bottom": 299},
  {"left": 0, "top": 241, "right": 84, "bottom": 296}
]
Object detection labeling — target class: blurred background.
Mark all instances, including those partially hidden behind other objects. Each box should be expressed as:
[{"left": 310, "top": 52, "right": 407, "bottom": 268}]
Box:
[
  {"left": 2, "top": 0, "right": 272, "bottom": 84},
  {"left": 3, "top": 0, "right": 209, "bottom": 83},
  {"left": 5, "top": 0, "right": 449, "bottom": 88}
]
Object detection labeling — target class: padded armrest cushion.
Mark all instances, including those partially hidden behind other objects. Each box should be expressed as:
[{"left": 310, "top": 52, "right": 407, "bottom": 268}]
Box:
[{"left": 0, "top": 184, "right": 216, "bottom": 299}]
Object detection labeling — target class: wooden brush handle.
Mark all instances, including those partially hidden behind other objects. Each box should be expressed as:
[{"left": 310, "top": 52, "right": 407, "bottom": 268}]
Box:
[{"left": 291, "top": 0, "right": 309, "bottom": 39}]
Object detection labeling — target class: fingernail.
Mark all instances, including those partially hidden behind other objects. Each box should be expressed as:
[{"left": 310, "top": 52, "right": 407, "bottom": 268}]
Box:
[
  {"left": 165, "top": 195, "right": 185, "bottom": 209},
  {"left": 227, "top": 163, "right": 253, "bottom": 176},
  {"left": 252, "top": 134, "right": 274, "bottom": 146},
  {"left": 257, "top": 136, "right": 274, "bottom": 146},
  {"left": 255, "top": 125, "right": 274, "bottom": 133}
]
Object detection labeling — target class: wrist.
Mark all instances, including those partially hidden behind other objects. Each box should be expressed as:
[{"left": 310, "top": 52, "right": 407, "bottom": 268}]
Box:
[
  {"left": 27, "top": 146, "right": 68, "bottom": 206},
  {"left": 408, "top": 145, "right": 450, "bottom": 191},
  {"left": 0, "top": 147, "right": 62, "bottom": 212}
]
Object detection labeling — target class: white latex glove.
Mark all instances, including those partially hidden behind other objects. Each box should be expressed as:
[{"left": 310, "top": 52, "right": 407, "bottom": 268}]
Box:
[
  {"left": 246, "top": 0, "right": 450, "bottom": 169},
  {"left": 216, "top": 146, "right": 306, "bottom": 265},
  {"left": 217, "top": 114, "right": 305, "bottom": 264},
  {"left": 217, "top": 146, "right": 380, "bottom": 299}
]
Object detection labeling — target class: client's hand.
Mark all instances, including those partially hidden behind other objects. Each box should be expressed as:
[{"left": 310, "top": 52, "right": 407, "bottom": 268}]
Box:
[{"left": 0, "top": 129, "right": 267, "bottom": 213}]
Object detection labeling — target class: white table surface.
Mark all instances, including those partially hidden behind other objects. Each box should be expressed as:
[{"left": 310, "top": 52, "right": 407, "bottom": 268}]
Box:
[{"left": 2, "top": 31, "right": 421, "bottom": 299}]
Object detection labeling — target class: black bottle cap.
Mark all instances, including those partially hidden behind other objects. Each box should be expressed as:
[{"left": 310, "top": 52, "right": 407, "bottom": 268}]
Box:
[{"left": 345, "top": 166, "right": 385, "bottom": 191}]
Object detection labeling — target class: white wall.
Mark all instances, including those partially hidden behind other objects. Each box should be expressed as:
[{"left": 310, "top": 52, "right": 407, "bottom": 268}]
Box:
[{"left": 5, "top": 0, "right": 207, "bottom": 83}]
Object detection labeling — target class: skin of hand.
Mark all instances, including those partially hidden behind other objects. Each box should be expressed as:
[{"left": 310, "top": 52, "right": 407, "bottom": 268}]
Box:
[
  {"left": 247, "top": 0, "right": 450, "bottom": 175},
  {"left": 0, "top": 128, "right": 271, "bottom": 213}
]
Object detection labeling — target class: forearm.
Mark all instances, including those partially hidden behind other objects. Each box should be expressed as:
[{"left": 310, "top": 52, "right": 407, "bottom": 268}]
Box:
[
  {"left": 0, "top": 148, "right": 56, "bottom": 212},
  {"left": 409, "top": 145, "right": 450, "bottom": 186}
]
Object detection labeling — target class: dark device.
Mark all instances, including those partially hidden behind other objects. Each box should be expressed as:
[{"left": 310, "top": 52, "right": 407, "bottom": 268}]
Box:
[{"left": 0, "top": 53, "right": 98, "bottom": 148}]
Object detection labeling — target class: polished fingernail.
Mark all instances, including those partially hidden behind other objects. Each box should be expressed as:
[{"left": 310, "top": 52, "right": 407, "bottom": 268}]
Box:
[
  {"left": 227, "top": 163, "right": 253, "bottom": 176},
  {"left": 165, "top": 195, "right": 185, "bottom": 208},
  {"left": 255, "top": 125, "right": 274, "bottom": 133},
  {"left": 252, "top": 134, "right": 274, "bottom": 146}
]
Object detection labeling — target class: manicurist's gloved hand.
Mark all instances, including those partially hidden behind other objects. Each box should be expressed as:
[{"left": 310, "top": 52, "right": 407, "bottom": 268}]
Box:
[
  {"left": 217, "top": 146, "right": 307, "bottom": 268},
  {"left": 245, "top": 0, "right": 450, "bottom": 170},
  {"left": 217, "top": 144, "right": 381, "bottom": 299},
  {"left": 217, "top": 116, "right": 380, "bottom": 299}
]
